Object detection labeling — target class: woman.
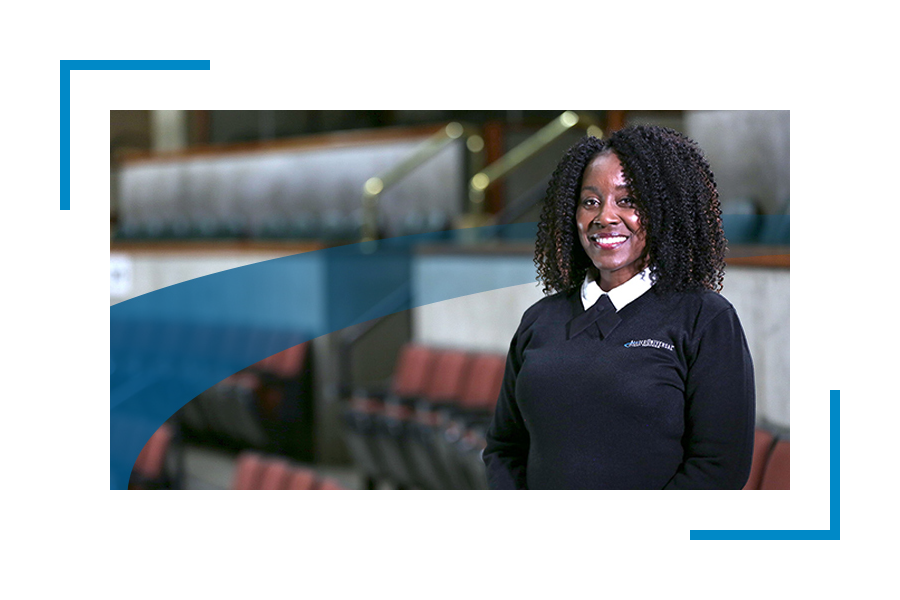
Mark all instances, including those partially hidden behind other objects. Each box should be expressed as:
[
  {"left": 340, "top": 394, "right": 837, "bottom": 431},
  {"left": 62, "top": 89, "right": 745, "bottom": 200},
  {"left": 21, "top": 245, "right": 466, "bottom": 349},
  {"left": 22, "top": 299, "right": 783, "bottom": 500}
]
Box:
[{"left": 483, "top": 125, "right": 755, "bottom": 490}]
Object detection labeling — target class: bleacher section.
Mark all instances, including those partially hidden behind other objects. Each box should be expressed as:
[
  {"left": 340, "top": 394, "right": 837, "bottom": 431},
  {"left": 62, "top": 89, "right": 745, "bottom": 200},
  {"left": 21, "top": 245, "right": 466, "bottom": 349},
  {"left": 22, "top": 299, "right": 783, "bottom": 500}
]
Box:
[
  {"left": 342, "top": 343, "right": 505, "bottom": 489},
  {"left": 231, "top": 451, "right": 345, "bottom": 491},
  {"left": 114, "top": 126, "right": 463, "bottom": 242},
  {"left": 130, "top": 339, "right": 790, "bottom": 490}
]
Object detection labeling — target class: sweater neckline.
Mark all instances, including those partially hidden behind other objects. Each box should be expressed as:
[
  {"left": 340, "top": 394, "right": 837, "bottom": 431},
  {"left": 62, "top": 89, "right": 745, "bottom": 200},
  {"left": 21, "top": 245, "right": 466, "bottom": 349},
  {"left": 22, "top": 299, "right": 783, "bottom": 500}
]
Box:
[{"left": 569, "top": 285, "right": 657, "bottom": 320}]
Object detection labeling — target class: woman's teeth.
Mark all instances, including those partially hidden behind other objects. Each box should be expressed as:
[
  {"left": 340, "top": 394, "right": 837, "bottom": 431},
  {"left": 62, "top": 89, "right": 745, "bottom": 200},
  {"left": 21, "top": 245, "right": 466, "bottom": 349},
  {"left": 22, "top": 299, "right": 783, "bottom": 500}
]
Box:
[{"left": 593, "top": 235, "right": 627, "bottom": 245}]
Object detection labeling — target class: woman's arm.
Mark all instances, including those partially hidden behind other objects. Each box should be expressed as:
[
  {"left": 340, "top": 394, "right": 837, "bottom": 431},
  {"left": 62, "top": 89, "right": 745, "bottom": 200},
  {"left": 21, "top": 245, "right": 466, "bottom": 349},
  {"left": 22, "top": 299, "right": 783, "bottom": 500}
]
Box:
[
  {"left": 664, "top": 306, "right": 756, "bottom": 490},
  {"left": 482, "top": 332, "right": 531, "bottom": 490}
]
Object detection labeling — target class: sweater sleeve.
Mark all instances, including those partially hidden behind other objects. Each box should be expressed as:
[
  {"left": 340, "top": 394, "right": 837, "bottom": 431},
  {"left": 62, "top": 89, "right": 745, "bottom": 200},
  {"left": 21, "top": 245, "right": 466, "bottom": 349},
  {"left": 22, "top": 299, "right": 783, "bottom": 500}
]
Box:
[
  {"left": 482, "top": 323, "right": 531, "bottom": 490},
  {"left": 663, "top": 306, "right": 756, "bottom": 490}
]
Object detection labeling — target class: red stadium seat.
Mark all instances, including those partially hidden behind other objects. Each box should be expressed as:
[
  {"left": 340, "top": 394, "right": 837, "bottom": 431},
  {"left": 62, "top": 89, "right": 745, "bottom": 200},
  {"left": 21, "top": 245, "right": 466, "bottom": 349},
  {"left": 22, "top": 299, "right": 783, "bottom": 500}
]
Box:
[
  {"left": 743, "top": 429, "right": 776, "bottom": 490},
  {"left": 760, "top": 440, "right": 790, "bottom": 490},
  {"left": 285, "top": 467, "right": 318, "bottom": 490},
  {"left": 232, "top": 450, "right": 334, "bottom": 490},
  {"left": 391, "top": 344, "right": 438, "bottom": 398},
  {"left": 259, "top": 459, "right": 292, "bottom": 490},
  {"left": 458, "top": 354, "right": 506, "bottom": 412},
  {"left": 130, "top": 423, "right": 175, "bottom": 489},
  {"left": 263, "top": 343, "right": 308, "bottom": 379},
  {"left": 423, "top": 351, "right": 472, "bottom": 409},
  {"left": 317, "top": 477, "right": 345, "bottom": 490},
  {"left": 231, "top": 452, "right": 266, "bottom": 490}
]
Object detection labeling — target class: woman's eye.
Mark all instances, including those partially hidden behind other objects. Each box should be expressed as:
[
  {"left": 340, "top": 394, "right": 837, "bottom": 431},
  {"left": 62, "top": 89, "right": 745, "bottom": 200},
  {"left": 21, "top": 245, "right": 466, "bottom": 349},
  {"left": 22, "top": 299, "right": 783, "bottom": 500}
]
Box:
[
  {"left": 618, "top": 197, "right": 635, "bottom": 207},
  {"left": 581, "top": 198, "right": 598, "bottom": 207}
]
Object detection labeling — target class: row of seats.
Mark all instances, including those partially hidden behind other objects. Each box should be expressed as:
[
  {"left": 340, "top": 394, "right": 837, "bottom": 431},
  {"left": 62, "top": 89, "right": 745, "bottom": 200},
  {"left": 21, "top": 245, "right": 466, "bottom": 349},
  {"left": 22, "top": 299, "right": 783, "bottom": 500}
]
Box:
[
  {"left": 744, "top": 428, "right": 790, "bottom": 490},
  {"left": 231, "top": 451, "right": 345, "bottom": 490},
  {"left": 129, "top": 426, "right": 344, "bottom": 490},
  {"left": 342, "top": 343, "right": 505, "bottom": 489},
  {"left": 131, "top": 341, "right": 789, "bottom": 491},
  {"left": 342, "top": 344, "right": 792, "bottom": 491},
  {"left": 115, "top": 210, "right": 454, "bottom": 242},
  {"left": 176, "top": 343, "right": 310, "bottom": 455}
]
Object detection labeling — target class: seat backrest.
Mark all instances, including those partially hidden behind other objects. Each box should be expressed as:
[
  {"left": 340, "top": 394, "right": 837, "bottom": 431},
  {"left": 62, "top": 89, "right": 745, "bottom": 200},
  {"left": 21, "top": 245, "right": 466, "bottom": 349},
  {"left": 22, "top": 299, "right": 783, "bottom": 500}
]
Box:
[
  {"left": 259, "top": 459, "right": 292, "bottom": 490},
  {"left": 317, "top": 477, "right": 345, "bottom": 490},
  {"left": 270, "top": 343, "right": 309, "bottom": 379},
  {"left": 743, "top": 428, "right": 776, "bottom": 490},
  {"left": 231, "top": 452, "right": 266, "bottom": 490},
  {"left": 286, "top": 467, "right": 318, "bottom": 490},
  {"left": 759, "top": 440, "right": 790, "bottom": 490},
  {"left": 423, "top": 350, "right": 471, "bottom": 405},
  {"left": 459, "top": 354, "right": 506, "bottom": 411},
  {"left": 256, "top": 343, "right": 308, "bottom": 379},
  {"left": 133, "top": 423, "right": 173, "bottom": 480},
  {"left": 391, "top": 344, "right": 437, "bottom": 398}
]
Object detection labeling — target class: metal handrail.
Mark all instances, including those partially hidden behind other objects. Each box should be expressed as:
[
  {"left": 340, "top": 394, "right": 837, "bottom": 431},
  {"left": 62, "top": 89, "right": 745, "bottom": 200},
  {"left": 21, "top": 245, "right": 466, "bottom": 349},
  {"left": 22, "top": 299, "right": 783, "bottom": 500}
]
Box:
[
  {"left": 468, "top": 111, "right": 603, "bottom": 217},
  {"left": 360, "top": 122, "right": 484, "bottom": 241}
]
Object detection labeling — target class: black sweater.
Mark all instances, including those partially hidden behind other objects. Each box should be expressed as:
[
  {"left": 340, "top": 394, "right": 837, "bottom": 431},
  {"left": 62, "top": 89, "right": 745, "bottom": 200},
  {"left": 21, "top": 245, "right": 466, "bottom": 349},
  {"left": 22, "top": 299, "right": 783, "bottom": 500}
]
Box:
[{"left": 482, "top": 288, "right": 755, "bottom": 490}]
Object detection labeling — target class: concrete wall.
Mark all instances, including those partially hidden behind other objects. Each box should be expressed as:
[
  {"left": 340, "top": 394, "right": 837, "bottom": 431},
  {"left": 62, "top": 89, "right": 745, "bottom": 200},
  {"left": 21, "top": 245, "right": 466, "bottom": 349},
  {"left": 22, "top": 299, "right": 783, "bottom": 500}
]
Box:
[
  {"left": 110, "top": 251, "right": 295, "bottom": 304},
  {"left": 685, "top": 110, "right": 790, "bottom": 215}
]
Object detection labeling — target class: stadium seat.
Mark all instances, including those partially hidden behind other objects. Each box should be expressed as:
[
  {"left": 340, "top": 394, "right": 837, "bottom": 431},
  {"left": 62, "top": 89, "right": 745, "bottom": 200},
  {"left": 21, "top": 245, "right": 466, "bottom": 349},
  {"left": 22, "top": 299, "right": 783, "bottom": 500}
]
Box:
[
  {"left": 317, "top": 477, "right": 345, "bottom": 490},
  {"left": 286, "top": 466, "right": 318, "bottom": 490},
  {"left": 129, "top": 423, "right": 176, "bottom": 489},
  {"left": 231, "top": 452, "right": 267, "bottom": 490},
  {"left": 759, "top": 440, "right": 790, "bottom": 490},
  {"left": 743, "top": 428, "right": 776, "bottom": 490},
  {"left": 259, "top": 459, "right": 293, "bottom": 490},
  {"left": 231, "top": 450, "right": 336, "bottom": 490}
]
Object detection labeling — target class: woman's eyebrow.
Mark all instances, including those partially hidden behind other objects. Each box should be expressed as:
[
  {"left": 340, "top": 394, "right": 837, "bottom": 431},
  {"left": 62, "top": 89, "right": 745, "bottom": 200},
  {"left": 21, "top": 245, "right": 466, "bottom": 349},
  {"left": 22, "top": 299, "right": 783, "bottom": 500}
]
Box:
[{"left": 580, "top": 184, "right": 630, "bottom": 193}]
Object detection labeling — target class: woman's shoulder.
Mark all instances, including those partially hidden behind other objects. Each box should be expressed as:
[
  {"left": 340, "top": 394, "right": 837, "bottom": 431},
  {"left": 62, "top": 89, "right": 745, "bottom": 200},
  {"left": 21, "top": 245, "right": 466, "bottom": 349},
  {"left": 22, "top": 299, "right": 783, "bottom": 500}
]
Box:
[
  {"left": 519, "top": 289, "right": 575, "bottom": 327},
  {"left": 649, "top": 287, "right": 737, "bottom": 324},
  {"left": 654, "top": 288, "right": 741, "bottom": 338},
  {"left": 666, "top": 287, "right": 735, "bottom": 312}
]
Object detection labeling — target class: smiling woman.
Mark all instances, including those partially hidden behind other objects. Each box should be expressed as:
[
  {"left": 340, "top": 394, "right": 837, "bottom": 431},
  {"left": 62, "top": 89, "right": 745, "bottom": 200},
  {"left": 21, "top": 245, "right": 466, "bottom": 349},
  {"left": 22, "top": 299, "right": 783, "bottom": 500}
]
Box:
[{"left": 482, "top": 126, "right": 755, "bottom": 490}]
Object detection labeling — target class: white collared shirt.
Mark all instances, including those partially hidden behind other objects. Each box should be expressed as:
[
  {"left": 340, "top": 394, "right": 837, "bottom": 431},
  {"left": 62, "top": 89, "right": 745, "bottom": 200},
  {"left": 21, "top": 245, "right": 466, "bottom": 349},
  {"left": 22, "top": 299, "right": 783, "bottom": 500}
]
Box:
[{"left": 581, "top": 267, "right": 654, "bottom": 312}]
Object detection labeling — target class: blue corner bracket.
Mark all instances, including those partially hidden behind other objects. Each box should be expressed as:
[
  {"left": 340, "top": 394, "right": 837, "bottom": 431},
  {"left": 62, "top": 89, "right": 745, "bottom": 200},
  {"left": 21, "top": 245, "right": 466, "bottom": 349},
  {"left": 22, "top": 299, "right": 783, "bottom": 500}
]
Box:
[
  {"left": 59, "top": 59, "right": 211, "bottom": 210},
  {"left": 690, "top": 390, "right": 840, "bottom": 540}
]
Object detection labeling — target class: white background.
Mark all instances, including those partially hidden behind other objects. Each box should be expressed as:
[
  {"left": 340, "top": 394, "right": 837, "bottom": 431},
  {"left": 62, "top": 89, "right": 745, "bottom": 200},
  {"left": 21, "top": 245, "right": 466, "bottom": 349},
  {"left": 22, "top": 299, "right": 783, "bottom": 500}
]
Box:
[{"left": 3, "top": 2, "right": 897, "bottom": 598}]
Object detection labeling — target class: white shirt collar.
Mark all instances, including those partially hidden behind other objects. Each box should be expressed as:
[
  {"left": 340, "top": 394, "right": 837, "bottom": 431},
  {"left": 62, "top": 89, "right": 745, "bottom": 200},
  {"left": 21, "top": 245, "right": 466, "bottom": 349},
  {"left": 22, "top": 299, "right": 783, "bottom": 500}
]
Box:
[{"left": 581, "top": 267, "right": 653, "bottom": 312}]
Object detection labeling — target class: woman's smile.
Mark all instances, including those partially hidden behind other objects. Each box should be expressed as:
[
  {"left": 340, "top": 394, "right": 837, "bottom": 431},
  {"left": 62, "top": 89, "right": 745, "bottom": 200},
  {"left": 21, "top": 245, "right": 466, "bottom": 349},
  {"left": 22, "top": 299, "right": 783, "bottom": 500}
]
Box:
[{"left": 588, "top": 233, "right": 630, "bottom": 249}]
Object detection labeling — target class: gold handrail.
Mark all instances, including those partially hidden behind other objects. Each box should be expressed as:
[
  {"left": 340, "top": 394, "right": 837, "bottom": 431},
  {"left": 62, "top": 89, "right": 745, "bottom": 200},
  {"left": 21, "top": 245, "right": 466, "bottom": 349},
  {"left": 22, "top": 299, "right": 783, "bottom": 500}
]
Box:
[
  {"left": 467, "top": 110, "right": 603, "bottom": 219},
  {"left": 361, "top": 122, "right": 484, "bottom": 242}
]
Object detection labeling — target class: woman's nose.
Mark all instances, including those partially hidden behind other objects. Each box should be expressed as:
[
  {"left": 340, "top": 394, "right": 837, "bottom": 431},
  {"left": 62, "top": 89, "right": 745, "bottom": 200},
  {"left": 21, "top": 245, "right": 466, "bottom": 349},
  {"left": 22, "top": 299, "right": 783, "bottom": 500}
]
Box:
[{"left": 594, "top": 200, "right": 620, "bottom": 225}]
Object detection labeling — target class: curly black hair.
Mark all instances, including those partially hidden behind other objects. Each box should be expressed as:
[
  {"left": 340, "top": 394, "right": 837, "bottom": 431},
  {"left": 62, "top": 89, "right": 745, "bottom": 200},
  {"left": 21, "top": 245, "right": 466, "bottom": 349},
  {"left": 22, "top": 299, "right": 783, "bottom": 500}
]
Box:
[{"left": 535, "top": 125, "right": 726, "bottom": 295}]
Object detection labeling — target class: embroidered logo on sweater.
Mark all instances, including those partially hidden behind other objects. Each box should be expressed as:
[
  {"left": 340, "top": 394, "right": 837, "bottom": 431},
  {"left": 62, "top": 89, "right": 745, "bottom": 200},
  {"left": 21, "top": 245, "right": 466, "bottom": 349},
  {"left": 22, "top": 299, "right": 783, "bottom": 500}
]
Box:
[{"left": 624, "top": 339, "right": 674, "bottom": 351}]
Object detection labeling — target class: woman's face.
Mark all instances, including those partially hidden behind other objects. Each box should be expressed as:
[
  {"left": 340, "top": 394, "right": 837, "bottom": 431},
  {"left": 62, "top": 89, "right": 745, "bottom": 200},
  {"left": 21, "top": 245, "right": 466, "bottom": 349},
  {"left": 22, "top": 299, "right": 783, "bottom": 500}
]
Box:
[{"left": 576, "top": 152, "right": 647, "bottom": 291}]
